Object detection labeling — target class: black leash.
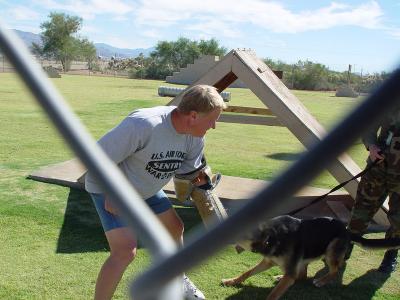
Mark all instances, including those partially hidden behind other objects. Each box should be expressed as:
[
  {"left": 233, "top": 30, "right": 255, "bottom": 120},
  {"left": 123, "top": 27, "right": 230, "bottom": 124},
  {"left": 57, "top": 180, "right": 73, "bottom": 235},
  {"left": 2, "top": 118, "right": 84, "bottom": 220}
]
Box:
[{"left": 289, "top": 159, "right": 380, "bottom": 216}]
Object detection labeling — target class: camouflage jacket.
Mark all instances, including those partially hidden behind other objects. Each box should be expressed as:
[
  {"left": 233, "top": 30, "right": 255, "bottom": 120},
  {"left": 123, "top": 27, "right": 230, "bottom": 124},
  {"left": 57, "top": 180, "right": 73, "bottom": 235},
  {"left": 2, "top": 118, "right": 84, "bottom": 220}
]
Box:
[{"left": 362, "top": 107, "right": 400, "bottom": 171}]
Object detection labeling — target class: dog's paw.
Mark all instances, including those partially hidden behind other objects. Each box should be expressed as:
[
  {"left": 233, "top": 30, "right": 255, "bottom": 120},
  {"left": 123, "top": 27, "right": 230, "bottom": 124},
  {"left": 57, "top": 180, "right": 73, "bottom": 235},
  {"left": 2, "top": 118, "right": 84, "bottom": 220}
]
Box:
[
  {"left": 313, "top": 278, "right": 323, "bottom": 287},
  {"left": 313, "top": 277, "right": 330, "bottom": 288},
  {"left": 273, "top": 274, "right": 284, "bottom": 282},
  {"left": 221, "top": 278, "right": 238, "bottom": 286}
]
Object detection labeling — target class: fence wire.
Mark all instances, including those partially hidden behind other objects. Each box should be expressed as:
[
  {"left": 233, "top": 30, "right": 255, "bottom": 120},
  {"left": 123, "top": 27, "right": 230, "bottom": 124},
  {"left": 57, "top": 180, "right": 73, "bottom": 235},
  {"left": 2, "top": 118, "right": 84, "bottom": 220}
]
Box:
[{"left": 1, "top": 22, "right": 400, "bottom": 300}]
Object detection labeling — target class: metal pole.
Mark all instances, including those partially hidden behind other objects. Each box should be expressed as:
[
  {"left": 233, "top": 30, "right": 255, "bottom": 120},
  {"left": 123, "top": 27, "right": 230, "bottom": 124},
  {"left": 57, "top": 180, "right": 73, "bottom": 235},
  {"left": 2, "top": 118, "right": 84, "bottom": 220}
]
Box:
[{"left": 0, "top": 22, "right": 182, "bottom": 300}]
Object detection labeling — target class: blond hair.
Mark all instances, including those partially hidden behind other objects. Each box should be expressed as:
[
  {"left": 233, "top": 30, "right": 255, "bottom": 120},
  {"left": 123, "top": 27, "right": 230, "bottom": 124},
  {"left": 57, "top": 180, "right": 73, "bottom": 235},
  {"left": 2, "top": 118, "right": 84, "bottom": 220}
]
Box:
[{"left": 177, "top": 85, "right": 227, "bottom": 114}]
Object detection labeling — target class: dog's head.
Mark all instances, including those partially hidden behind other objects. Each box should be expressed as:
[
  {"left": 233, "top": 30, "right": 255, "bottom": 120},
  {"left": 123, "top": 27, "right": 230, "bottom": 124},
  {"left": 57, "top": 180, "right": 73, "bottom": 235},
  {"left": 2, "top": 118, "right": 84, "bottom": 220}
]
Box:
[
  {"left": 235, "top": 221, "right": 279, "bottom": 255},
  {"left": 236, "top": 215, "right": 300, "bottom": 256},
  {"left": 250, "top": 222, "right": 281, "bottom": 255}
]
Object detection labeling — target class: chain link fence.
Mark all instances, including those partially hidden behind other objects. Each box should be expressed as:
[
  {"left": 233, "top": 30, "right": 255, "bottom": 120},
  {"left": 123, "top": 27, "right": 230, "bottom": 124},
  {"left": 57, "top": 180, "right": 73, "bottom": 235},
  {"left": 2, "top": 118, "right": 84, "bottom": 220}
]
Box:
[{"left": 0, "top": 52, "right": 130, "bottom": 77}]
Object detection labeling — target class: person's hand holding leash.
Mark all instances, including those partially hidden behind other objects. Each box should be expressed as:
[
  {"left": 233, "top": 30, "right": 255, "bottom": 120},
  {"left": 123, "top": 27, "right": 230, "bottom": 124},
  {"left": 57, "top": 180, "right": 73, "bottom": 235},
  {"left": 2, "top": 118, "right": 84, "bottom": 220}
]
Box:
[{"left": 369, "top": 144, "right": 385, "bottom": 162}]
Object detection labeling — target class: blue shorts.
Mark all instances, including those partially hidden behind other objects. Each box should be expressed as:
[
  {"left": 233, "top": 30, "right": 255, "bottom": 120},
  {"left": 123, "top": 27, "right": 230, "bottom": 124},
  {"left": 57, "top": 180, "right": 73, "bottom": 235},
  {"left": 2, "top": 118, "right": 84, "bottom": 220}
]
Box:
[{"left": 90, "top": 190, "right": 172, "bottom": 232}]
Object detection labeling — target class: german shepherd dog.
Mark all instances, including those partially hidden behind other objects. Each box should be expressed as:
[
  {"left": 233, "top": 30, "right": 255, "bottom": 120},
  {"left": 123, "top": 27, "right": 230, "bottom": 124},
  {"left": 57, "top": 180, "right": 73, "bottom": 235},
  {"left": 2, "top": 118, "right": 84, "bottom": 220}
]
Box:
[{"left": 222, "top": 215, "right": 400, "bottom": 300}]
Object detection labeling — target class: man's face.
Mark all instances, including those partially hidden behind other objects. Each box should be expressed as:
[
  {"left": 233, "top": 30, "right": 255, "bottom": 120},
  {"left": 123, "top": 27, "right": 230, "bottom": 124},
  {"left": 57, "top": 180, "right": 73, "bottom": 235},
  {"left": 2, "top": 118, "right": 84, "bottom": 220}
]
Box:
[{"left": 189, "top": 108, "right": 222, "bottom": 137}]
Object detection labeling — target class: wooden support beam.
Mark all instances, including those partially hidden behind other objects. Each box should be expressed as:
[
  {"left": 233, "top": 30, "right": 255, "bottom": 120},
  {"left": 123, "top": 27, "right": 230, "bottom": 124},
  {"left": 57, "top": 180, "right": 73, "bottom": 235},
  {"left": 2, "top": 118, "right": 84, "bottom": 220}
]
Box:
[
  {"left": 219, "top": 114, "right": 282, "bottom": 126},
  {"left": 327, "top": 200, "right": 352, "bottom": 222},
  {"left": 224, "top": 105, "right": 273, "bottom": 116},
  {"left": 214, "top": 71, "right": 238, "bottom": 92}
]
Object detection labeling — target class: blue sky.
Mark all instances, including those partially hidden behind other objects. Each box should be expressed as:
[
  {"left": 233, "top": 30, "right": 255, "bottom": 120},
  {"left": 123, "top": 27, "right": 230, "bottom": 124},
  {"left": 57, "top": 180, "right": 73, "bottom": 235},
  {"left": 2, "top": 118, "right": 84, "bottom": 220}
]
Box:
[{"left": 1, "top": 0, "right": 399, "bottom": 73}]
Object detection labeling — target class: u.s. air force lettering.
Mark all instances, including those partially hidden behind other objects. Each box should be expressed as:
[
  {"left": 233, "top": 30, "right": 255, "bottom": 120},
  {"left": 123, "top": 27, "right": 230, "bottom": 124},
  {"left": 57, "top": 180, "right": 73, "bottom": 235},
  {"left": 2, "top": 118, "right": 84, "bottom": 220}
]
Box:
[{"left": 146, "top": 150, "right": 186, "bottom": 179}]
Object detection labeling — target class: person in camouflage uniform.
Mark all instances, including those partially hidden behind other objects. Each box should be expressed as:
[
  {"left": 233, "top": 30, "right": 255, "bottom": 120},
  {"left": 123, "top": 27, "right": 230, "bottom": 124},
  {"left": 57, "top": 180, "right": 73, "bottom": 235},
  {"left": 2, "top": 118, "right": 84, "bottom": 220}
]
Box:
[{"left": 347, "top": 108, "right": 400, "bottom": 273}]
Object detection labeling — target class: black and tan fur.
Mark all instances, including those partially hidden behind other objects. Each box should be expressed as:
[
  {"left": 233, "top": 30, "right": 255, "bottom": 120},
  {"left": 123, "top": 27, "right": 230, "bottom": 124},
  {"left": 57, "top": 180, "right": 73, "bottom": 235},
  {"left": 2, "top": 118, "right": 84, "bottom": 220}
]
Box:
[{"left": 222, "top": 215, "right": 400, "bottom": 300}]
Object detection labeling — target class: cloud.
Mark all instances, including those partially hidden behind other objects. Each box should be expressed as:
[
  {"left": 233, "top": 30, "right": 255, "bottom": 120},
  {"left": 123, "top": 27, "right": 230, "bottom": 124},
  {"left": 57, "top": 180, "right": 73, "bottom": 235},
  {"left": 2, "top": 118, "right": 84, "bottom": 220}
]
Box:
[
  {"left": 99, "top": 35, "right": 152, "bottom": 49},
  {"left": 81, "top": 24, "right": 99, "bottom": 34},
  {"left": 387, "top": 28, "right": 400, "bottom": 39},
  {"left": 34, "top": 0, "right": 133, "bottom": 19},
  {"left": 7, "top": 6, "right": 40, "bottom": 21},
  {"left": 133, "top": 0, "right": 384, "bottom": 34},
  {"left": 185, "top": 18, "right": 241, "bottom": 39},
  {"left": 141, "top": 29, "right": 163, "bottom": 39}
]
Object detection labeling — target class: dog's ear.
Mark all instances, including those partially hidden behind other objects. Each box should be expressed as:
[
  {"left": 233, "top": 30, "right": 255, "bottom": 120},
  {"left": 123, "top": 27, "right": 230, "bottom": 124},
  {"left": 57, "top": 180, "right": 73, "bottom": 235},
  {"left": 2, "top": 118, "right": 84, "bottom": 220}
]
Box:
[{"left": 258, "top": 221, "right": 270, "bottom": 231}]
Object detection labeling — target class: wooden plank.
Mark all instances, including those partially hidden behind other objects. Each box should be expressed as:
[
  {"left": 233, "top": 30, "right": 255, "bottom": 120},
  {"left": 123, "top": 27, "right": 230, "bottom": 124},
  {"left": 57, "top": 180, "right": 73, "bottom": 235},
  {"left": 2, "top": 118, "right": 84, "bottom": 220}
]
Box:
[
  {"left": 327, "top": 200, "right": 352, "bottom": 222},
  {"left": 166, "top": 175, "right": 351, "bottom": 205},
  {"left": 223, "top": 105, "right": 273, "bottom": 116},
  {"left": 214, "top": 71, "right": 238, "bottom": 92},
  {"left": 28, "top": 158, "right": 86, "bottom": 189},
  {"left": 257, "top": 66, "right": 268, "bottom": 73},
  {"left": 219, "top": 114, "right": 283, "bottom": 126},
  {"left": 28, "top": 158, "right": 349, "bottom": 201},
  {"left": 31, "top": 159, "right": 389, "bottom": 222}
]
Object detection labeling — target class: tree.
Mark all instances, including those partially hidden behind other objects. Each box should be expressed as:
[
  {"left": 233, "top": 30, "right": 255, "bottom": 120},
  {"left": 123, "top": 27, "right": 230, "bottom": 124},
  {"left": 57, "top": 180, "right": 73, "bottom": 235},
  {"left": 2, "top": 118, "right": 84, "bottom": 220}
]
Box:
[
  {"left": 148, "top": 37, "right": 227, "bottom": 79},
  {"left": 77, "top": 38, "right": 97, "bottom": 70},
  {"left": 36, "top": 12, "right": 95, "bottom": 72},
  {"left": 198, "top": 38, "right": 227, "bottom": 57}
]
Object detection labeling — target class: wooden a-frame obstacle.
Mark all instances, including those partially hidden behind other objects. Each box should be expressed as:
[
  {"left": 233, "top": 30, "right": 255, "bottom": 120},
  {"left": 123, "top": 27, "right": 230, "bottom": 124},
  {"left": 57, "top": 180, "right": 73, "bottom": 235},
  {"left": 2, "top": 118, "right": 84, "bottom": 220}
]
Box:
[
  {"left": 28, "top": 48, "right": 389, "bottom": 226},
  {"left": 167, "top": 48, "right": 389, "bottom": 225}
]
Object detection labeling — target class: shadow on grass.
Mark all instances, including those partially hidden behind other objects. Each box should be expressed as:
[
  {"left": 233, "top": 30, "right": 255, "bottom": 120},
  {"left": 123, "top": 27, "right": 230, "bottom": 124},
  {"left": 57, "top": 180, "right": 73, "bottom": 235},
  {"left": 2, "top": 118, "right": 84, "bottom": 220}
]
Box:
[
  {"left": 343, "top": 269, "right": 390, "bottom": 299},
  {"left": 56, "top": 188, "right": 203, "bottom": 253},
  {"left": 224, "top": 280, "right": 324, "bottom": 300},
  {"left": 265, "top": 152, "right": 301, "bottom": 161},
  {"left": 224, "top": 267, "right": 390, "bottom": 300},
  {"left": 56, "top": 188, "right": 108, "bottom": 253}
]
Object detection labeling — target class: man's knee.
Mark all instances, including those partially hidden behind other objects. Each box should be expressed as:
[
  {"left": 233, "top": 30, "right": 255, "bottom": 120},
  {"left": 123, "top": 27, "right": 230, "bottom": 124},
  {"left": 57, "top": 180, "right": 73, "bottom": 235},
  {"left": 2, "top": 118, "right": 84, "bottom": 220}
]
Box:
[
  {"left": 157, "top": 209, "right": 184, "bottom": 241},
  {"left": 170, "top": 217, "right": 184, "bottom": 240},
  {"left": 110, "top": 246, "right": 137, "bottom": 264}
]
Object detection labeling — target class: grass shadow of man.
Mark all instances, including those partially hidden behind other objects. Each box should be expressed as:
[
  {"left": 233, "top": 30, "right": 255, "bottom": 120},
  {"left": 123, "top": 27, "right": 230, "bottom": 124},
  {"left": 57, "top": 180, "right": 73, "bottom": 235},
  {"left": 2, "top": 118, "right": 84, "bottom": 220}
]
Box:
[
  {"left": 56, "top": 188, "right": 203, "bottom": 253},
  {"left": 56, "top": 188, "right": 108, "bottom": 253},
  {"left": 342, "top": 269, "right": 390, "bottom": 299}
]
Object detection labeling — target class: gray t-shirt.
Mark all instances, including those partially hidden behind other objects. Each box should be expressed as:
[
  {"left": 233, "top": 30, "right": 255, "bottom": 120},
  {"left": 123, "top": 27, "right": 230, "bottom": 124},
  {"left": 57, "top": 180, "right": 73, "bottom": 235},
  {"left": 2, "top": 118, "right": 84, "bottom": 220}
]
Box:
[{"left": 85, "top": 106, "right": 204, "bottom": 199}]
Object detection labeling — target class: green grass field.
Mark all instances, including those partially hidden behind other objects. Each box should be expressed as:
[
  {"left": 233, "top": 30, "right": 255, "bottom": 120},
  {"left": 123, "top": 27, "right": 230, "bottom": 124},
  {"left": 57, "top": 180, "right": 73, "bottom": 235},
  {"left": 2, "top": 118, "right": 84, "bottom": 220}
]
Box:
[{"left": 0, "top": 72, "right": 399, "bottom": 299}]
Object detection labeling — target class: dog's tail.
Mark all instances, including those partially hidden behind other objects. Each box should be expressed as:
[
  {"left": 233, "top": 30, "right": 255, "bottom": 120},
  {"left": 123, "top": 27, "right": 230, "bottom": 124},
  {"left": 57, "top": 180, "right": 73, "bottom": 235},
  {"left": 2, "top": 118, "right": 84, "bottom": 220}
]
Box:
[{"left": 351, "top": 234, "right": 400, "bottom": 250}]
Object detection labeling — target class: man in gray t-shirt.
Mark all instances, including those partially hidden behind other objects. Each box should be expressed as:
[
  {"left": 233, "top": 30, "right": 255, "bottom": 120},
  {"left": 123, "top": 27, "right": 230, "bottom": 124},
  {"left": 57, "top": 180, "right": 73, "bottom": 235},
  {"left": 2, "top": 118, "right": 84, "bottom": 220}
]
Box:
[{"left": 85, "top": 85, "right": 226, "bottom": 300}]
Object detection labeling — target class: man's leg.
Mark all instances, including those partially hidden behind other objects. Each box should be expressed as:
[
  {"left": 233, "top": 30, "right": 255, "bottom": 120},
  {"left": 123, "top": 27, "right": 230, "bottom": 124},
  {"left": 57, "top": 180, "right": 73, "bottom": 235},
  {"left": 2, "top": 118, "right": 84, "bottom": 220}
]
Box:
[
  {"left": 90, "top": 193, "right": 137, "bottom": 300},
  {"left": 379, "top": 192, "right": 400, "bottom": 273},
  {"left": 347, "top": 166, "right": 387, "bottom": 259},
  {"left": 157, "top": 207, "right": 184, "bottom": 243},
  {"left": 151, "top": 192, "right": 205, "bottom": 300},
  {"left": 157, "top": 210, "right": 205, "bottom": 300},
  {"left": 95, "top": 228, "right": 137, "bottom": 300}
]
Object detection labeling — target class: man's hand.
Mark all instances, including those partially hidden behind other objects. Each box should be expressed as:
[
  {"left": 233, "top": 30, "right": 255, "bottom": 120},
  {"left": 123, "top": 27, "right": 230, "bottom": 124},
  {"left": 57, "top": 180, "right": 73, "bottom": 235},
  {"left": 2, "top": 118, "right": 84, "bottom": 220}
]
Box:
[
  {"left": 369, "top": 144, "right": 385, "bottom": 162},
  {"left": 104, "top": 196, "right": 119, "bottom": 215},
  {"left": 192, "top": 171, "right": 208, "bottom": 186}
]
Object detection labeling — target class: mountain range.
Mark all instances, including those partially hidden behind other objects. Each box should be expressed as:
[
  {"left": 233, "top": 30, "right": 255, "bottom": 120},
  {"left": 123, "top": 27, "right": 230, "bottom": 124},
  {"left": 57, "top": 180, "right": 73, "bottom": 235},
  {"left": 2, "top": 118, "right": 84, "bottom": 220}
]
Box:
[{"left": 13, "top": 29, "right": 154, "bottom": 58}]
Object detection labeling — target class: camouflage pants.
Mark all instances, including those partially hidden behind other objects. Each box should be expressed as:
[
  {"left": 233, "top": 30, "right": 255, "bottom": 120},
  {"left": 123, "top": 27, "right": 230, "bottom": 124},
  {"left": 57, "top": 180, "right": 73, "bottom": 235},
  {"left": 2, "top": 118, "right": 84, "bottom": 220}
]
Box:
[{"left": 348, "top": 162, "right": 400, "bottom": 238}]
